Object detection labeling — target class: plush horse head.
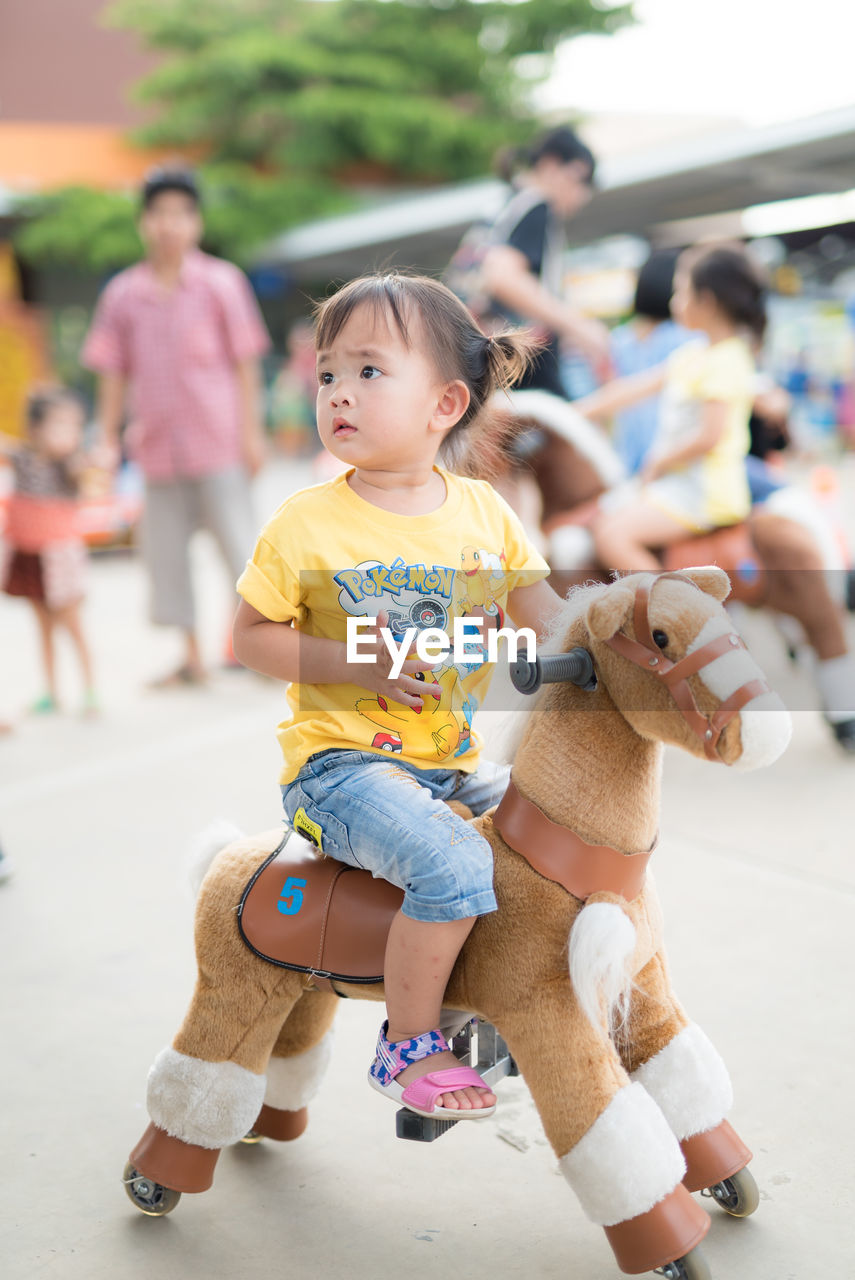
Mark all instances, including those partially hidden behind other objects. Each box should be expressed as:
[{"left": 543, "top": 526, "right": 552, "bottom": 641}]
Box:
[{"left": 518, "top": 567, "right": 791, "bottom": 774}]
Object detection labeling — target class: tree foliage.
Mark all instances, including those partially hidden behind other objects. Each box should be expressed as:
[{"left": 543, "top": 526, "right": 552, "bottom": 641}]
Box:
[{"left": 15, "top": 0, "right": 633, "bottom": 270}]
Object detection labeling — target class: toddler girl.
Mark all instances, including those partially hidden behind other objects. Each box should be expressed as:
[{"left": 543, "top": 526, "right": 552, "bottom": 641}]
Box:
[
  {"left": 577, "top": 244, "right": 765, "bottom": 571},
  {"left": 233, "top": 273, "right": 563, "bottom": 1119},
  {"left": 1, "top": 388, "right": 97, "bottom": 714}
]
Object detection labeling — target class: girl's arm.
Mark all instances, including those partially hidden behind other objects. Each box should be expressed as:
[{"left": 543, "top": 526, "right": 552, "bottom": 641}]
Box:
[
  {"left": 572, "top": 365, "right": 669, "bottom": 422},
  {"left": 481, "top": 244, "right": 611, "bottom": 370},
  {"left": 234, "top": 598, "right": 349, "bottom": 685},
  {"left": 235, "top": 357, "right": 266, "bottom": 477},
  {"left": 642, "top": 400, "right": 728, "bottom": 481},
  {"left": 506, "top": 578, "right": 566, "bottom": 639},
  {"left": 95, "top": 371, "right": 127, "bottom": 469},
  {"left": 232, "top": 599, "right": 440, "bottom": 710}
]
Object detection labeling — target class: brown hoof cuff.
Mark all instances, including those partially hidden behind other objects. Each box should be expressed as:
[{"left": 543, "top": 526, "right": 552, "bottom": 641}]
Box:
[
  {"left": 604, "top": 1183, "right": 710, "bottom": 1275},
  {"left": 251, "top": 1104, "right": 309, "bottom": 1142},
  {"left": 681, "top": 1119, "right": 752, "bottom": 1193},
  {"left": 129, "top": 1122, "right": 221, "bottom": 1194}
]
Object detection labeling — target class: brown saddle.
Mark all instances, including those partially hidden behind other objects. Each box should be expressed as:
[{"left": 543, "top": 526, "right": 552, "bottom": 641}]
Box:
[
  {"left": 664, "top": 523, "right": 765, "bottom": 605},
  {"left": 237, "top": 831, "right": 403, "bottom": 983}
]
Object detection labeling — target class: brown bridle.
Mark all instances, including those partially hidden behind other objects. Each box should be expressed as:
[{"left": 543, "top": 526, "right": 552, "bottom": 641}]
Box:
[{"left": 602, "top": 572, "right": 771, "bottom": 762}]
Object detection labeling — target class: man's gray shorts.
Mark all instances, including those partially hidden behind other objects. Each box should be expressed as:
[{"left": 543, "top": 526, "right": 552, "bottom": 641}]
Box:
[{"left": 140, "top": 465, "right": 255, "bottom": 631}]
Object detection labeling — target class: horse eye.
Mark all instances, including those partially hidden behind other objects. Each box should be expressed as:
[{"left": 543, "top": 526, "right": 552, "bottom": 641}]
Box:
[{"left": 652, "top": 630, "right": 669, "bottom": 649}]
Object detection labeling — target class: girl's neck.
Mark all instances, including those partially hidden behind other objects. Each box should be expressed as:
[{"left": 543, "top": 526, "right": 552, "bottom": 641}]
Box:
[
  {"left": 633, "top": 317, "right": 661, "bottom": 339},
  {"left": 698, "top": 316, "right": 738, "bottom": 347},
  {"left": 347, "top": 464, "right": 447, "bottom": 516}
]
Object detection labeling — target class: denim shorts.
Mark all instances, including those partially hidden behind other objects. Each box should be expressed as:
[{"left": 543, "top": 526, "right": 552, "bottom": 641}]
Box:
[{"left": 281, "top": 749, "right": 509, "bottom": 923}]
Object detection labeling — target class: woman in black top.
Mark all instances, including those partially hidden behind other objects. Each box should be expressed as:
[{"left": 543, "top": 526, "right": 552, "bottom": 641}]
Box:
[{"left": 481, "top": 127, "right": 611, "bottom": 395}]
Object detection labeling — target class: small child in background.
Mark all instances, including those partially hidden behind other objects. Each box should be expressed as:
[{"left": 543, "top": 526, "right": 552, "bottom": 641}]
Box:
[
  {"left": 234, "top": 272, "right": 563, "bottom": 1118},
  {"left": 1, "top": 387, "right": 98, "bottom": 715},
  {"left": 576, "top": 244, "right": 765, "bottom": 572}
]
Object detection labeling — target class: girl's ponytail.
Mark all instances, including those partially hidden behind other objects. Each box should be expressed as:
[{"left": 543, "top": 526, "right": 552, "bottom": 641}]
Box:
[
  {"left": 483, "top": 329, "right": 543, "bottom": 393},
  {"left": 444, "top": 327, "right": 544, "bottom": 480}
]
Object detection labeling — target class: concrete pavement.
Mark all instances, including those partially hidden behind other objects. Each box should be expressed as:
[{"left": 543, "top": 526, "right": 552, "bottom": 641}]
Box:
[{"left": 1, "top": 456, "right": 853, "bottom": 1279}]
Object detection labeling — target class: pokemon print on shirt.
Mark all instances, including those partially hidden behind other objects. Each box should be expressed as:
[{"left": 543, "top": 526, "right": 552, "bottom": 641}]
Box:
[
  {"left": 336, "top": 550, "right": 507, "bottom": 761},
  {"left": 236, "top": 468, "right": 549, "bottom": 784}
]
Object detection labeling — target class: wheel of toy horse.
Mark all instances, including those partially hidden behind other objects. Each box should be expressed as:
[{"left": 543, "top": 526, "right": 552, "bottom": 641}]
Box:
[
  {"left": 240, "top": 1129, "right": 264, "bottom": 1144},
  {"left": 702, "top": 1167, "right": 760, "bottom": 1218},
  {"left": 121, "top": 1161, "right": 182, "bottom": 1216},
  {"left": 654, "top": 1244, "right": 712, "bottom": 1280}
]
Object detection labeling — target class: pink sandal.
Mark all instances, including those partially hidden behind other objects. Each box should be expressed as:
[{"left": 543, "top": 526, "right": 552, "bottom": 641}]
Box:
[{"left": 367, "top": 1021, "right": 496, "bottom": 1120}]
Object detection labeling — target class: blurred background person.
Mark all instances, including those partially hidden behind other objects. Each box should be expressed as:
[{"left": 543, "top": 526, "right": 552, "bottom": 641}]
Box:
[
  {"left": 569, "top": 244, "right": 855, "bottom": 751},
  {"left": 82, "top": 167, "right": 271, "bottom": 687},
  {"left": 268, "top": 319, "right": 317, "bottom": 457},
  {"left": 608, "top": 248, "right": 693, "bottom": 474},
  {"left": 0, "top": 387, "right": 98, "bottom": 715},
  {"left": 575, "top": 244, "right": 764, "bottom": 569},
  {"left": 607, "top": 247, "right": 792, "bottom": 503},
  {"left": 479, "top": 125, "right": 612, "bottom": 395}
]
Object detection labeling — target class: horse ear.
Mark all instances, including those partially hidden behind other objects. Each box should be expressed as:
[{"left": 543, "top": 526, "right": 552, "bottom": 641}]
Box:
[
  {"left": 585, "top": 580, "right": 637, "bottom": 640},
  {"left": 679, "top": 565, "right": 731, "bottom": 602}
]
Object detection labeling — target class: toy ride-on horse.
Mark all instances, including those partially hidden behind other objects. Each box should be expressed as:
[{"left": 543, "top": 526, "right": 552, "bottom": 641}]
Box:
[{"left": 123, "top": 570, "right": 791, "bottom": 1279}]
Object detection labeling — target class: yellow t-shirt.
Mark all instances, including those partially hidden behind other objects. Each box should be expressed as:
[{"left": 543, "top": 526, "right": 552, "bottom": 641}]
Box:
[
  {"left": 237, "top": 468, "right": 550, "bottom": 783},
  {"left": 655, "top": 336, "right": 754, "bottom": 525}
]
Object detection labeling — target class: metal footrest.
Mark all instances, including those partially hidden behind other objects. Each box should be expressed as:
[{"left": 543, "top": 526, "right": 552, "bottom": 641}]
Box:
[{"left": 395, "top": 1019, "right": 518, "bottom": 1142}]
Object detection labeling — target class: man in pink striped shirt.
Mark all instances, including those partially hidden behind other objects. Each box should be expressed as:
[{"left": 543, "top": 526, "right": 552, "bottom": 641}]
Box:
[{"left": 82, "top": 167, "right": 271, "bottom": 685}]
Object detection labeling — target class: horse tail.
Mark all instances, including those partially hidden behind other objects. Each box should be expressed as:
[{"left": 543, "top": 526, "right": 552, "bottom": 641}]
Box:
[
  {"left": 569, "top": 893, "right": 636, "bottom": 1037},
  {"left": 185, "top": 820, "right": 246, "bottom": 899}
]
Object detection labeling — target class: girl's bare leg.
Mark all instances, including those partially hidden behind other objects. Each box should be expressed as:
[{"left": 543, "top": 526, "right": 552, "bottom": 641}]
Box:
[
  {"left": 593, "top": 500, "right": 694, "bottom": 574},
  {"left": 55, "top": 602, "right": 96, "bottom": 698},
  {"left": 32, "top": 602, "right": 58, "bottom": 704},
  {"left": 384, "top": 911, "right": 495, "bottom": 1111}
]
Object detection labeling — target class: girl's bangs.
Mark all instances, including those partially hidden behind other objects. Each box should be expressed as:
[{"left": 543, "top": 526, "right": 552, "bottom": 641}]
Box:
[{"left": 315, "top": 278, "right": 411, "bottom": 350}]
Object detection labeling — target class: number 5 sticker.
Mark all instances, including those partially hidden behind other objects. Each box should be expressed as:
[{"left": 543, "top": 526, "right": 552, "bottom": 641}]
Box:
[{"left": 277, "top": 876, "right": 308, "bottom": 916}]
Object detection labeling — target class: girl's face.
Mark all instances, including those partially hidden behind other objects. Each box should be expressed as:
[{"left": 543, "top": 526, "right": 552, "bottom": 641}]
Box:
[
  {"left": 670, "top": 267, "right": 712, "bottom": 332},
  {"left": 33, "top": 404, "right": 84, "bottom": 459},
  {"left": 315, "top": 304, "right": 465, "bottom": 471}
]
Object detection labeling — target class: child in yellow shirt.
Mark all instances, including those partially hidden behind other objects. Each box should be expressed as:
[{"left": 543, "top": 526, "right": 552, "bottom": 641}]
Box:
[
  {"left": 577, "top": 244, "right": 765, "bottom": 571},
  {"left": 234, "top": 274, "right": 564, "bottom": 1120}
]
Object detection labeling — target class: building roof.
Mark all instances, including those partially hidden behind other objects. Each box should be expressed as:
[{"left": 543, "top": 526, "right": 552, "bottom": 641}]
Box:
[
  {"left": 0, "top": 123, "right": 171, "bottom": 193},
  {"left": 262, "top": 106, "right": 855, "bottom": 281}
]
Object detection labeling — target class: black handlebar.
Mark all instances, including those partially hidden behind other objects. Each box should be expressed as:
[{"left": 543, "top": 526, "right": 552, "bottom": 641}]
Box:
[{"left": 510, "top": 647, "right": 596, "bottom": 695}]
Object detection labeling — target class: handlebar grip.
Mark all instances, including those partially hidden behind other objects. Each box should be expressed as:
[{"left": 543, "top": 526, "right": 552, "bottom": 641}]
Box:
[{"left": 510, "top": 648, "right": 596, "bottom": 695}]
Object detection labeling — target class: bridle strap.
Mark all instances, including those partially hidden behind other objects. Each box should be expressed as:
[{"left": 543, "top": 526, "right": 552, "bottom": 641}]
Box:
[
  {"left": 710, "top": 679, "right": 769, "bottom": 735},
  {"left": 603, "top": 573, "right": 771, "bottom": 761}
]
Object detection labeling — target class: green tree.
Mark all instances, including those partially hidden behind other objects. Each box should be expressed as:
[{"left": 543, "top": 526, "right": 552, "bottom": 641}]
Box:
[{"left": 15, "top": 0, "right": 633, "bottom": 271}]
